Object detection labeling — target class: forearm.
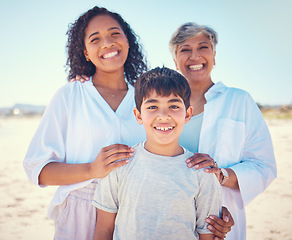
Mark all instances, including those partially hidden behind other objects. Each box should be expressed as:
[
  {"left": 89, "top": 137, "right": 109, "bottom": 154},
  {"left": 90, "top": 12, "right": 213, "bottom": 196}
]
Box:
[
  {"left": 94, "top": 209, "right": 116, "bottom": 240},
  {"left": 39, "top": 161, "right": 94, "bottom": 186},
  {"left": 94, "top": 230, "right": 113, "bottom": 240},
  {"left": 39, "top": 144, "right": 134, "bottom": 186}
]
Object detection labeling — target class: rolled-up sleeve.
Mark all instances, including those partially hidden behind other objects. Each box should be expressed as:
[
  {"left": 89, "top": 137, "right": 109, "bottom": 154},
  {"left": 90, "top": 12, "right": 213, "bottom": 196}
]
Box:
[
  {"left": 230, "top": 94, "right": 277, "bottom": 206},
  {"left": 23, "top": 86, "right": 69, "bottom": 187}
]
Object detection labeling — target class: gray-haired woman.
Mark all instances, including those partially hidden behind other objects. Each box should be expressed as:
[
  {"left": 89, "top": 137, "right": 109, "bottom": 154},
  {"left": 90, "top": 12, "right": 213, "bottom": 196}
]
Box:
[{"left": 170, "top": 22, "right": 277, "bottom": 240}]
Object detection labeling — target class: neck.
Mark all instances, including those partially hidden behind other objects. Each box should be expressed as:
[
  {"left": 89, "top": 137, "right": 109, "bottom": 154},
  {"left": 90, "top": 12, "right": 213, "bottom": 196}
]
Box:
[
  {"left": 91, "top": 68, "right": 128, "bottom": 112},
  {"left": 189, "top": 80, "right": 214, "bottom": 116},
  {"left": 189, "top": 79, "right": 214, "bottom": 97},
  {"left": 92, "top": 68, "right": 127, "bottom": 90},
  {"left": 144, "top": 140, "right": 184, "bottom": 157}
]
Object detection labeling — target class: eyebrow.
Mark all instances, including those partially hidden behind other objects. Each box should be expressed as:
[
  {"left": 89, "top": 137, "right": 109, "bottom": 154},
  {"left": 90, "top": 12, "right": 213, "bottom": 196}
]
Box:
[
  {"left": 168, "top": 98, "right": 183, "bottom": 103},
  {"left": 144, "top": 99, "right": 158, "bottom": 104},
  {"left": 88, "top": 27, "right": 121, "bottom": 39},
  {"left": 178, "top": 41, "right": 209, "bottom": 48},
  {"left": 144, "top": 98, "right": 183, "bottom": 104},
  {"left": 199, "top": 41, "right": 209, "bottom": 45}
]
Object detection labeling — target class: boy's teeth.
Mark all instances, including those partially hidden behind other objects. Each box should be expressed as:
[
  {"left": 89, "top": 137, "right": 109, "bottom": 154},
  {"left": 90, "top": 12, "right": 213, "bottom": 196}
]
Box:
[
  {"left": 189, "top": 64, "right": 203, "bottom": 70},
  {"left": 103, "top": 51, "right": 118, "bottom": 59},
  {"left": 155, "top": 126, "right": 173, "bottom": 131}
]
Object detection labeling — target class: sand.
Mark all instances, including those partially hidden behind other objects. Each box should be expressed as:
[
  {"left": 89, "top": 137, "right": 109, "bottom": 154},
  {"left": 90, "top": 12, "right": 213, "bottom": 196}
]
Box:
[{"left": 0, "top": 116, "right": 291, "bottom": 240}]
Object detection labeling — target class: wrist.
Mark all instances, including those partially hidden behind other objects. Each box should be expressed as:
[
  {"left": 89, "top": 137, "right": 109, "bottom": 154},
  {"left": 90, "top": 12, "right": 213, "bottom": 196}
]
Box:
[
  {"left": 219, "top": 168, "right": 229, "bottom": 185},
  {"left": 86, "top": 162, "right": 95, "bottom": 179}
]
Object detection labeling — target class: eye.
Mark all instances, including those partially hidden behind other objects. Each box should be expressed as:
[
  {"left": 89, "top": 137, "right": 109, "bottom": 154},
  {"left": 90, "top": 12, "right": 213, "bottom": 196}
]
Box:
[
  {"left": 90, "top": 37, "right": 99, "bottom": 43},
  {"left": 147, "top": 106, "right": 158, "bottom": 110},
  {"left": 112, "top": 32, "right": 121, "bottom": 37},
  {"left": 180, "top": 48, "right": 190, "bottom": 53},
  {"left": 170, "top": 105, "right": 179, "bottom": 109},
  {"left": 199, "top": 45, "right": 209, "bottom": 50}
]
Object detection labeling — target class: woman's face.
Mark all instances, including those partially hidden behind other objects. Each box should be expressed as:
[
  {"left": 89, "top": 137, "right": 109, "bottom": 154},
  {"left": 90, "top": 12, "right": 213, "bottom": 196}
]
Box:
[
  {"left": 83, "top": 14, "right": 129, "bottom": 74},
  {"left": 174, "top": 34, "right": 216, "bottom": 84}
]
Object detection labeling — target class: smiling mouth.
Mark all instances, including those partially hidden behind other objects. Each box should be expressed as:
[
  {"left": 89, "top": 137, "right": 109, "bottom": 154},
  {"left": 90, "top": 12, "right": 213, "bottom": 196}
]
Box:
[
  {"left": 101, "top": 51, "right": 119, "bottom": 59},
  {"left": 154, "top": 126, "right": 174, "bottom": 131},
  {"left": 189, "top": 64, "right": 203, "bottom": 71}
]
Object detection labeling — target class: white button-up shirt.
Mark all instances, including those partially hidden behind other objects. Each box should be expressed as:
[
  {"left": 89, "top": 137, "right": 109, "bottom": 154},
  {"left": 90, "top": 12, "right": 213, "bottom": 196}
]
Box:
[
  {"left": 23, "top": 79, "right": 146, "bottom": 219},
  {"left": 197, "top": 82, "right": 277, "bottom": 239}
]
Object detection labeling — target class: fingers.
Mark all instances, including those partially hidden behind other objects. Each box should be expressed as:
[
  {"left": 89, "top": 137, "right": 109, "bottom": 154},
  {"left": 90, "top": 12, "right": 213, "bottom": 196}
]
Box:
[
  {"left": 222, "top": 206, "right": 234, "bottom": 226},
  {"left": 206, "top": 215, "right": 230, "bottom": 239},
  {"left": 100, "top": 144, "right": 134, "bottom": 165},
  {"left": 80, "top": 75, "right": 90, "bottom": 82},
  {"left": 214, "top": 237, "right": 224, "bottom": 240},
  {"left": 102, "top": 143, "right": 134, "bottom": 152},
  {"left": 186, "top": 153, "right": 215, "bottom": 169},
  {"left": 92, "top": 144, "right": 135, "bottom": 178},
  {"left": 205, "top": 166, "right": 221, "bottom": 174},
  {"left": 70, "top": 75, "right": 90, "bottom": 83},
  {"left": 205, "top": 207, "right": 234, "bottom": 239},
  {"left": 107, "top": 159, "right": 130, "bottom": 172}
]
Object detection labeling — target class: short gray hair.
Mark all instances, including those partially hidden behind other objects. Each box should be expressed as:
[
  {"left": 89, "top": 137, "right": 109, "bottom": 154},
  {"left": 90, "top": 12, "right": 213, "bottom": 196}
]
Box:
[{"left": 169, "top": 22, "right": 218, "bottom": 58}]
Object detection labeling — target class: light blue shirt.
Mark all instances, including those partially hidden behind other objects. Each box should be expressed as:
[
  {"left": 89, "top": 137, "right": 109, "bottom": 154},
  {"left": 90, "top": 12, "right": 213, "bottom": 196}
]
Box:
[{"left": 180, "top": 112, "right": 203, "bottom": 153}]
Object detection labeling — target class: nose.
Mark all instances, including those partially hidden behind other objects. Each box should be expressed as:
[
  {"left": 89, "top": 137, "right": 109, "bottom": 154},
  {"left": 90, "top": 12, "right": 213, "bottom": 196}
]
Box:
[
  {"left": 190, "top": 50, "right": 200, "bottom": 60},
  {"left": 101, "top": 36, "right": 114, "bottom": 48},
  {"left": 156, "top": 109, "right": 171, "bottom": 121}
]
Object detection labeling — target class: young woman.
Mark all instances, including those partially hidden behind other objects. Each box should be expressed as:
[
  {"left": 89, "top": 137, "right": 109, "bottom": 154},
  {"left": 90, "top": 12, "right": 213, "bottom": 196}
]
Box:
[{"left": 23, "top": 6, "right": 147, "bottom": 239}]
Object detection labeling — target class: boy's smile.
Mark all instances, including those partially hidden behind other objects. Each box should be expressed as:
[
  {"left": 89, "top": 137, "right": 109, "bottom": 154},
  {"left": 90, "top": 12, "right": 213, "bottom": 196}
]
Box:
[{"left": 133, "top": 91, "right": 193, "bottom": 156}]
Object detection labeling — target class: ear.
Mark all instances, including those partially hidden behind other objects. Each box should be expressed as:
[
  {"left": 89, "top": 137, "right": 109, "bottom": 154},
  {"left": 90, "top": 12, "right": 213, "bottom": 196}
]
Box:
[
  {"left": 185, "top": 106, "right": 193, "bottom": 123},
  {"left": 173, "top": 58, "right": 179, "bottom": 71},
  {"left": 213, "top": 50, "right": 216, "bottom": 66},
  {"left": 133, "top": 107, "right": 143, "bottom": 125},
  {"left": 84, "top": 49, "right": 90, "bottom": 62}
]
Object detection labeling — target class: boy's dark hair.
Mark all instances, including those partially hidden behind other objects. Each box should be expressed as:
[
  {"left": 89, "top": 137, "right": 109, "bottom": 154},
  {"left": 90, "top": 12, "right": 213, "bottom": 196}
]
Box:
[
  {"left": 134, "top": 67, "right": 191, "bottom": 111},
  {"left": 66, "top": 6, "right": 147, "bottom": 85}
]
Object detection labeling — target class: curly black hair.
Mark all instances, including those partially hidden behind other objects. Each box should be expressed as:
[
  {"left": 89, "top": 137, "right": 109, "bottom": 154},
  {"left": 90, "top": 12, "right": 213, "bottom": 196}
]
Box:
[{"left": 65, "top": 6, "right": 148, "bottom": 85}]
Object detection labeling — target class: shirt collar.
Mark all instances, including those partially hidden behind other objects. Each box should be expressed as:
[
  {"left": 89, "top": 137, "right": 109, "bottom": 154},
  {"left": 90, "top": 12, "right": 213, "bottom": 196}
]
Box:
[{"left": 205, "top": 81, "right": 227, "bottom": 102}]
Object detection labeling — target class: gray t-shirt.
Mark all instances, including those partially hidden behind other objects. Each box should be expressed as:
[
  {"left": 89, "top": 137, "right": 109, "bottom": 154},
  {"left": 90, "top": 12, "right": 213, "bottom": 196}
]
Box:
[{"left": 93, "top": 142, "right": 222, "bottom": 240}]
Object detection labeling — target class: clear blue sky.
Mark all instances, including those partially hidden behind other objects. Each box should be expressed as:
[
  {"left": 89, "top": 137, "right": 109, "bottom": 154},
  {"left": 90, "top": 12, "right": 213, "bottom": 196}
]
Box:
[{"left": 1, "top": 0, "right": 291, "bottom": 107}]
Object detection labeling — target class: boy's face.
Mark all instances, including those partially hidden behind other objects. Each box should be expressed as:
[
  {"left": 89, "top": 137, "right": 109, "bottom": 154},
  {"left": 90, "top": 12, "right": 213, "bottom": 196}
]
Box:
[{"left": 133, "top": 90, "right": 193, "bottom": 155}]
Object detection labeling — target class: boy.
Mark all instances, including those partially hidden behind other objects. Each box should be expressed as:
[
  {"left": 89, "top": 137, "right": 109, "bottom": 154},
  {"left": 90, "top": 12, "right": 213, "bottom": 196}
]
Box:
[{"left": 92, "top": 67, "right": 222, "bottom": 240}]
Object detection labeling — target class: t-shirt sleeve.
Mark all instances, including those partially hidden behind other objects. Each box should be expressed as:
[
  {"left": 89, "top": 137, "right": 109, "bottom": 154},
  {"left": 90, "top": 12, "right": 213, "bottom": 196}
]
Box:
[
  {"left": 92, "top": 169, "right": 120, "bottom": 213},
  {"left": 195, "top": 169, "right": 222, "bottom": 234}
]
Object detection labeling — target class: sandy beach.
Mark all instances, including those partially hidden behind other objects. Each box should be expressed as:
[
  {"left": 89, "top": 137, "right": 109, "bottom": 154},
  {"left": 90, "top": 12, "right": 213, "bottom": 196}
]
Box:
[{"left": 0, "top": 116, "right": 291, "bottom": 240}]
